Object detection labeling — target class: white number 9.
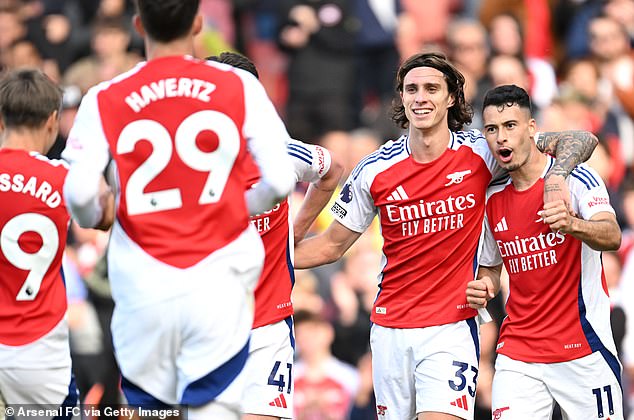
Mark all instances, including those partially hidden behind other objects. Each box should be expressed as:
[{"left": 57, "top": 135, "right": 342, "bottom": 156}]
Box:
[{"left": 1, "top": 213, "right": 59, "bottom": 301}]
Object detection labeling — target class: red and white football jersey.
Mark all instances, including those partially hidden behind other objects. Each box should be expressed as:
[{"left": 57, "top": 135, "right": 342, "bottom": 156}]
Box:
[
  {"left": 65, "top": 56, "right": 292, "bottom": 269},
  {"left": 250, "top": 140, "right": 331, "bottom": 328},
  {"left": 481, "top": 157, "right": 619, "bottom": 363},
  {"left": 331, "top": 130, "right": 504, "bottom": 328},
  {"left": 0, "top": 149, "right": 70, "bottom": 359}
]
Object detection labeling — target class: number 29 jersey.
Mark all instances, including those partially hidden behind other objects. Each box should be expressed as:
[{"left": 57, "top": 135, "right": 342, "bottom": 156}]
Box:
[
  {"left": 66, "top": 56, "right": 271, "bottom": 268},
  {"left": 331, "top": 131, "right": 503, "bottom": 328},
  {"left": 0, "top": 149, "right": 70, "bottom": 367}
]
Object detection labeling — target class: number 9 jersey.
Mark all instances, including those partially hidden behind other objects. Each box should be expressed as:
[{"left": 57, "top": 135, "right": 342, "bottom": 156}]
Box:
[{"left": 0, "top": 149, "right": 70, "bottom": 367}]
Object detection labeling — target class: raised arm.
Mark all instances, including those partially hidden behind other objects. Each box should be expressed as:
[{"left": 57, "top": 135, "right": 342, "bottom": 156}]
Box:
[
  {"left": 535, "top": 131, "right": 598, "bottom": 207},
  {"left": 466, "top": 264, "right": 502, "bottom": 309},
  {"left": 294, "top": 220, "right": 362, "bottom": 269},
  {"left": 293, "top": 155, "right": 343, "bottom": 243},
  {"left": 540, "top": 203, "right": 622, "bottom": 251}
]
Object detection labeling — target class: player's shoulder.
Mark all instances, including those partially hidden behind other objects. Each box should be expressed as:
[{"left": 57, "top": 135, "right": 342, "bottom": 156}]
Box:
[
  {"left": 450, "top": 129, "right": 486, "bottom": 149},
  {"left": 486, "top": 177, "right": 511, "bottom": 201},
  {"left": 350, "top": 135, "right": 408, "bottom": 181},
  {"left": 28, "top": 152, "right": 69, "bottom": 170},
  {"left": 569, "top": 163, "right": 603, "bottom": 191},
  {"left": 25, "top": 153, "right": 70, "bottom": 183}
]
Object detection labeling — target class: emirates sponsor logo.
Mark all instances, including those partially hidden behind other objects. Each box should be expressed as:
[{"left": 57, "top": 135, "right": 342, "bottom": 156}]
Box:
[{"left": 385, "top": 194, "right": 476, "bottom": 223}]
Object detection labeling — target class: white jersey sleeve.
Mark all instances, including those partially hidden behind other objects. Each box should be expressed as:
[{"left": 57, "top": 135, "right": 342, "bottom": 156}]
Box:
[
  {"left": 568, "top": 164, "right": 616, "bottom": 220},
  {"left": 452, "top": 129, "right": 507, "bottom": 184},
  {"left": 288, "top": 139, "right": 332, "bottom": 184},
  {"left": 479, "top": 213, "right": 503, "bottom": 267},
  {"left": 62, "top": 85, "right": 111, "bottom": 227},
  {"left": 240, "top": 70, "right": 294, "bottom": 214},
  {"left": 330, "top": 172, "right": 376, "bottom": 233}
]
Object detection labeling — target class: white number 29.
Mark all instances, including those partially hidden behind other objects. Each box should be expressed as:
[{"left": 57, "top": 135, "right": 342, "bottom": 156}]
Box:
[
  {"left": 117, "top": 110, "right": 240, "bottom": 216},
  {"left": 1, "top": 213, "right": 59, "bottom": 301}
]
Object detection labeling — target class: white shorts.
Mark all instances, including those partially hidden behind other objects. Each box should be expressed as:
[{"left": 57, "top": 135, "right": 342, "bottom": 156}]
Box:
[
  {"left": 111, "top": 228, "right": 264, "bottom": 411},
  {"left": 241, "top": 317, "right": 294, "bottom": 418},
  {"left": 0, "top": 366, "right": 78, "bottom": 419},
  {"left": 371, "top": 319, "right": 480, "bottom": 420},
  {"left": 492, "top": 352, "right": 623, "bottom": 419}
]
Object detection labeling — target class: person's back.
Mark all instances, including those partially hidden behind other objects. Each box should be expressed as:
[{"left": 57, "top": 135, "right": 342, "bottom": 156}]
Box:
[
  {"left": 84, "top": 56, "right": 261, "bottom": 270},
  {"left": 61, "top": 1, "right": 294, "bottom": 418},
  {"left": 0, "top": 68, "right": 78, "bottom": 415}
]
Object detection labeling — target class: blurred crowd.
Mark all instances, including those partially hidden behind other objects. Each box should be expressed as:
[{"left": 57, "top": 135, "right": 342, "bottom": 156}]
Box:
[{"left": 3, "top": 0, "right": 634, "bottom": 418}]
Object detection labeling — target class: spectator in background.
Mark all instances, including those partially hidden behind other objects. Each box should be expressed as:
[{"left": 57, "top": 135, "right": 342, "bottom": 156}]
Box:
[
  {"left": 488, "top": 54, "right": 531, "bottom": 94},
  {"left": 293, "top": 310, "right": 359, "bottom": 420},
  {"left": 329, "top": 247, "right": 379, "bottom": 367},
  {"left": 62, "top": 17, "right": 141, "bottom": 95},
  {"left": 352, "top": 0, "right": 401, "bottom": 140},
  {"left": 277, "top": 0, "right": 356, "bottom": 143},
  {"left": 0, "top": 6, "right": 26, "bottom": 70},
  {"left": 617, "top": 176, "right": 634, "bottom": 417},
  {"left": 395, "top": 0, "right": 455, "bottom": 59},
  {"left": 588, "top": 15, "right": 634, "bottom": 170},
  {"left": 446, "top": 18, "right": 491, "bottom": 128},
  {"left": 488, "top": 12, "right": 557, "bottom": 110}
]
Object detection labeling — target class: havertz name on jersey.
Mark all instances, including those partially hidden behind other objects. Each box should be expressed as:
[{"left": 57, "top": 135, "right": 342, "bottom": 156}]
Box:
[{"left": 125, "top": 77, "right": 217, "bottom": 113}]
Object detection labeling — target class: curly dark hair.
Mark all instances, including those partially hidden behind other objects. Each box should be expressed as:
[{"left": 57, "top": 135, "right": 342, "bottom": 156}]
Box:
[
  {"left": 206, "top": 52, "right": 259, "bottom": 79},
  {"left": 391, "top": 52, "right": 473, "bottom": 132}
]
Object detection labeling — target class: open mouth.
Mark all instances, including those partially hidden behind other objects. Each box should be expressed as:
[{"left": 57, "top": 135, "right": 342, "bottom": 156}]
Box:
[{"left": 498, "top": 148, "right": 513, "bottom": 163}]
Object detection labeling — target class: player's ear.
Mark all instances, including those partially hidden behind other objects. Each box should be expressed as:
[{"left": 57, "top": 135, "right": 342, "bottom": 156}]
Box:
[
  {"left": 528, "top": 118, "right": 536, "bottom": 138},
  {"left": 447, "top": 93, "right": 455, "bottom": 108},
  {"left": 133, "top": 14, "right": 145, "bottom": 38},
  {"left": 192, "top": 14, "right": 203, "bottom": 36},
  {"left": 46, "top": 111, "right": 58, "bottom": 130}
]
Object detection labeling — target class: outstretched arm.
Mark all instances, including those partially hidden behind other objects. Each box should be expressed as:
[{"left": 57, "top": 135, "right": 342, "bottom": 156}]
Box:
[
  {"left": 294, "top": 220, "right": 362, "bottom": 269},
  {"left": 535, "top": 131, "right": 598, "bottom": 208},
  {"left": 540, "top": 203, "right": 622, "bottom": 251},
  {"left": 293, "top": 156, "right": 344, "bottom": 243}
]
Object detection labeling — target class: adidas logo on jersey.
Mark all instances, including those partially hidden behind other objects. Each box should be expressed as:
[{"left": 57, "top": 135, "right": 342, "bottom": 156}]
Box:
[
  {"left": 268, "top": 393, "right": 288, "bottom": 409},
  {"left": 494, "top": 217, "right": 509, "bottom": 232},
  {"left": 445, "top": 170, "right": 472, "bottom": 186},
  {"left": 450, "top": 395, "right": 468, "bottom": 410},
  {"left": 386, "top": 185, "right": 409, "bottom": 201}
]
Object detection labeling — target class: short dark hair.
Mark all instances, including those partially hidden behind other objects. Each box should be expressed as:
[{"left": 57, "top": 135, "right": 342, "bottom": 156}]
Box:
[
  {"left": 134, "top": 0, "right": 199, "bottom": 43},
  {"left": 391, "top": 52, "right": 473, "bottom": 132},
  {"left": 293, "top": 309, "right": 328, "bottom": 327},
  {"left": 482, "top": 84, "right": 532, "bottom": 114},
  {"left": 0, "top": 69, "right": 63, "bottom": 129},
  {"left": 206, "top": 52, "right": 259, "bottom": 79}
]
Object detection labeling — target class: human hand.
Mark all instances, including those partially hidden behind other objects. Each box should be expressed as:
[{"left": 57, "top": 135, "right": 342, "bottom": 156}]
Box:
[
  {"left": 466, "top": 277, "right": 496, "bottom": 309},
  {"left": 95, "top": 178, "right": 115, "bottom": 231},
  {"left": 289, "top": 5, "right": 319, "bottom": 33},
  {"left": 539, "top": 199, "right": 575, "bottom": 233}
]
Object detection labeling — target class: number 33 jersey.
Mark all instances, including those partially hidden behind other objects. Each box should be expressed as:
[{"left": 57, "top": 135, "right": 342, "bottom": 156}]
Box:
[{"left": 0, "top": 149, "right": 70, "bottom": 365}]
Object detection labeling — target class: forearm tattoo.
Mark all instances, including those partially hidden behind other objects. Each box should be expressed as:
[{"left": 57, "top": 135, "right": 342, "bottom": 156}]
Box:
[{"left": 536, "top": 131, "right": 598, "bottom": 178}]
